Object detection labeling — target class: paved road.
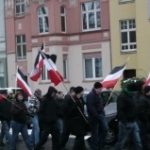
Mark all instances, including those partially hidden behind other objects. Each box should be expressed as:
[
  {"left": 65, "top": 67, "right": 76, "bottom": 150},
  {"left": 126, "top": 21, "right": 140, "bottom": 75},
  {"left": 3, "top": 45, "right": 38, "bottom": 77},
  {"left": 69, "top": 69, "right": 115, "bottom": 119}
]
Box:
[{"left": 0, "top": 136, "right": 116, "bottom": 150}]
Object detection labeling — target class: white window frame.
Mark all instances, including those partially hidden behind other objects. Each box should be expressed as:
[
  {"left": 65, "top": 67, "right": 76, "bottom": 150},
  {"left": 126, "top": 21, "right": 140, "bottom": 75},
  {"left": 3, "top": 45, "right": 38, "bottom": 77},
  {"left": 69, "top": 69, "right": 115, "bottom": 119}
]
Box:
[
  {"left": 38, "top": 6, "right": 49, "bottom": 34},
  {"left": 41, "top": 66, "right": 49, "bottom": 81},
  {"left": 63, "top": 54, "right": 69, "bottom": 80},
  {"left": 120, "top": 19, "right": 136, "bottom": 52},
  {"left": 81, "top": 1, "right": 101, "bottom": 32},
  {"left": 60, "top": 6, "right": 67, "bottom": 33},
  {"left": 15, "top": 0, "right": 25, "bottom": 16},
  {"left": 83, "top": 53, "right": 102, "bottom": 80},
  {"left": 16, "top": 35, "right": 26, "bottom": 60},
  {"left": 119, "top": 0, "right": 134, "bottom": 3}
]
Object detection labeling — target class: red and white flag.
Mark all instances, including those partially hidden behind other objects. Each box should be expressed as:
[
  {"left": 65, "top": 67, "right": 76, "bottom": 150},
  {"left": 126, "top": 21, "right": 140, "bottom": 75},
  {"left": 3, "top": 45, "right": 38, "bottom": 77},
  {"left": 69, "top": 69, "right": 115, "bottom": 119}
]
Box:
[
  {"left": 41, "top": 52, "right": 63, "bottom": 86},
  {"left": 102, "top": 65, "right": 126, "bottom": 89},
  {"left": 30, "top": 45, "right": 44, "bottom": 81},
  {"left": 145, "top": 73, "right": 150, "bottom": 86},
  {"left": 17, "top": 67, "right": 32, "bottom": 96}
]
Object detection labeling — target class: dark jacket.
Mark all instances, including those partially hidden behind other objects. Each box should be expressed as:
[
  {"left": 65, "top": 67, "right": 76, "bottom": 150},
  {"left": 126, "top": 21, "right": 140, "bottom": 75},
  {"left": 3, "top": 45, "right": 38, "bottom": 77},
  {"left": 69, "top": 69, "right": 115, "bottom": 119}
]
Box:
[
  {"left": 38, "top": 96, "right": 60, "bottom": 125},
  {"left": 86, "top": 89, "right": 104, "bottom": 121},
  {"left": 64, "top": 94, "right": 88, "bottom": 136},
  {"left": 117, "top": 91, "right": 137, "bottom": 123},
  {"left": 11, "top": 101, "right": 29, "bottom": 124}
]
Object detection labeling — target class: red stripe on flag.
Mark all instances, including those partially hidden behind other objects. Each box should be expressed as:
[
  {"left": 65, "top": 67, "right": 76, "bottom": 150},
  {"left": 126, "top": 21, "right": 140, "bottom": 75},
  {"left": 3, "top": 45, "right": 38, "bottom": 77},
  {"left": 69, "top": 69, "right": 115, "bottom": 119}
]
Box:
[{"left": 102, "top": 79, "right": 118, "bottom": 89}]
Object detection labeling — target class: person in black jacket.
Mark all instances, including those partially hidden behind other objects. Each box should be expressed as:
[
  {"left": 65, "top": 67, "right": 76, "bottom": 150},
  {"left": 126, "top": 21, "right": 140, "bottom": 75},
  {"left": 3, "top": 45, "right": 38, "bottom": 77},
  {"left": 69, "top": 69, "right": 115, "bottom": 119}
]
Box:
[
  {"left": 60, "top": 86, "right": 88, "bottom": 150},
  {"left": 11, "top": 92, "right": 32, "bottom": 150},
  {"left": 115, "top": 79, "right": 143, "bottom": 150},
  {"left": 35, "top": 86, "right": 60, "bottom": 150},
  {"left": 136, "top": 86, "right": 150, "bottom": 150},
  {"left": 86, "top": 82, "right": 108, "bottom": 150}
]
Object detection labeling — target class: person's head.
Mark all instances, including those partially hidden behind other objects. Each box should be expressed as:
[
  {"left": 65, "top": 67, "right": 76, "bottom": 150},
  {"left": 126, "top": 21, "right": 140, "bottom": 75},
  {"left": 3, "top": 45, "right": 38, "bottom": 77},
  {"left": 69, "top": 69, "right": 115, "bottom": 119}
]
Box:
[
  {"left": 143, "top": 86, "right": 150, "bottom": 96},
  {"left": 56, "top": 91, "right": 64, "bottom": 99},
  {"left": 15, "top": 92, "right": 24, "bottom": 102},
  {"left": 93, "top": 82, "right": 103, "bottom": 94},
  {"left": 34, "top": 89, "right": 42, "bottom": 99},
  {"left": 45, "top": 86, "right": 57, "bottom": 99},
  {"left": 74, "top": 86, "right": 84, "bottom": 99},
  {"left": 69, "top": 86, "right": 75, "bottom": 96}
]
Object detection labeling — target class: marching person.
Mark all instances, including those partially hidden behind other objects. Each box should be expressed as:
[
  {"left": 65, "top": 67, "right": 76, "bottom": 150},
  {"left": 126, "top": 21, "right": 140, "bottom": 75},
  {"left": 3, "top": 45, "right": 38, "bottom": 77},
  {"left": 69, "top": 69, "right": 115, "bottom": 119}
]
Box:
[
  {"left": 28, "top": 89, "right": 42, "bottom": 147},
  {"left": 115, "top": 79, "right": 143, "bottom": 150},
  {"left": 86, "top": 82, "right": 108, "bottom": 150},
  {"left": 35, "top": 86, "right": 60, "bottom": 150},
  {"left": 61, "top": 86, "right": 88, "bottom": 150},
  {"left": 11, "top": 92, "right": 33, "bottom": 150}
]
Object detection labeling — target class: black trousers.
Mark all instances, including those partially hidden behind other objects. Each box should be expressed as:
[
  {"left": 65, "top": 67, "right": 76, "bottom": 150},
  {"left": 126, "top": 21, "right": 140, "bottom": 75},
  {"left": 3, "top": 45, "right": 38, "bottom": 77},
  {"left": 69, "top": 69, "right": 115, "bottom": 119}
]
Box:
[{"left": 35, "top": 122, "right": 60, "bottom": 150}]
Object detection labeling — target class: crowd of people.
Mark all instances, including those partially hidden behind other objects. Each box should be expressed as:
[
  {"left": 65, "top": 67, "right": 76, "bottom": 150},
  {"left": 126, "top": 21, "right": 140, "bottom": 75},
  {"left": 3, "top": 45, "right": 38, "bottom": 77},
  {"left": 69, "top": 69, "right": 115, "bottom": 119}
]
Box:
[{"left": 0, "top": 79, "right": 149, "bottom": 150}]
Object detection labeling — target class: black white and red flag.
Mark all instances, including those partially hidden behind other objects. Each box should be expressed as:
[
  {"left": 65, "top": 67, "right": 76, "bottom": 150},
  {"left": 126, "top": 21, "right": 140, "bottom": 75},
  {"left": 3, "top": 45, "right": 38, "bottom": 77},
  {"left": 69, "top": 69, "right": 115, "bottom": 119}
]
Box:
[
  {"left": 144, "top": 72, "right": 150, "bottom": 86},
  {"left": 30, "top": 45, "right": 44, "bottom": 81},
  {"left": 102, "top": 64, "right": 126, "bottom": 89},
  {"left": 41, "top": 52, "right": 63, "bottom": 86},
  {"left": 17, "top": 67, "right": 32, "bottom": 96}
]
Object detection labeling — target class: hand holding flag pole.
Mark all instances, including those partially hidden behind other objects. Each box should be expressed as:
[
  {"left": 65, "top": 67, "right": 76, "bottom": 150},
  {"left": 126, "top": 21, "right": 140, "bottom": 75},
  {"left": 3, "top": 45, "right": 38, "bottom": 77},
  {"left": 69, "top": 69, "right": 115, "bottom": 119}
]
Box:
[
  {"left": 39, "top": 49, "right": 89, "bottom": 124},
  {"left": 103, "top": 57, "right": 130, "bottom": 106}
]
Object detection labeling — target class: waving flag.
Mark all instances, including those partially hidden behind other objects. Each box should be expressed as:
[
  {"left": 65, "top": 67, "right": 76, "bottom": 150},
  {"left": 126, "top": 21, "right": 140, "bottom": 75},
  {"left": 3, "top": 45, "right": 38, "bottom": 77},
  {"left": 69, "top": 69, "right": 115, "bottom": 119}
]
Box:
[
  {"left": 17, "top": 67, "right": 32, "bottom": 96},
  {"left": 102, "top": 65, "right": 126, "bottom": 89},
  {"left": 41, "top": 51, "right": 63, "bottom": 86},
  {"left": 144, "top": 72, "right": 150, "bottom": 86},
  {"left": 30, "top": 45, "right": 44, "bottom": 81}
]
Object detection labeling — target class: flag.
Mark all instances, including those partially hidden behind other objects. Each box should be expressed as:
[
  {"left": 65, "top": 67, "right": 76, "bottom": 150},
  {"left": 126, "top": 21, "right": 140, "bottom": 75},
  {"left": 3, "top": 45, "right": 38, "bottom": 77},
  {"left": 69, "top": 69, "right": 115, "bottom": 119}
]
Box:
[
  {"left": 144, "top": 73, "right": 150, "bottom": 86},
  {"left": 17, "top": 67, "right": 32, "bottom": 96},
  {"left": 30, "top": 45, "right": 44, "bottom": 81},
  {"left": 102, "top": 65, "right": 126, "bottom": 89},
  {"left": 41, "top": 52, "right": 63, "bottom": 86}
]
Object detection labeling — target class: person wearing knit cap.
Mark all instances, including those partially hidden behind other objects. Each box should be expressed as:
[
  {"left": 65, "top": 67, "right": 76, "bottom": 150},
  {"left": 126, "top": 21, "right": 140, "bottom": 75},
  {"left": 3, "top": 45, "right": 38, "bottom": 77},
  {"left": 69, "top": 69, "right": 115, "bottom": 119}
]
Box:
[
  {"left": 60, "top": 86, "right": 88, "bottom": 150},
  {"left": 86, "top": 82, "right": 108, "bottom": 150}
]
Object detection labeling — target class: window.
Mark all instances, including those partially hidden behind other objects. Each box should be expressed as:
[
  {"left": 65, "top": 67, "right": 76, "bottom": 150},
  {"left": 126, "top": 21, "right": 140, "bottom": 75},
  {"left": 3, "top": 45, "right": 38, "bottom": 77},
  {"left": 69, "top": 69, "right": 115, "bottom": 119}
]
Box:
[
  {"left": 123, "top": 69, "right": 136, "bottom": 79},
  {"left": 15, "top": 0, "right": 25, "bottom": 16},
  {"left": 63, "top": 54, "right": 68, "bottom": 80},
  {"left": 16, "top": 35, "right": 26, "bottom": 60},
  {"left": 60, "top": 6, "right": 66, "bottom": 32},
  {"left": 120, "top": 19, "right": 136, "bottom": 52},
  {"left": 81, "top": 1, "right": 101, "bottom": 31},
  {"left": 41, "top": 66, "right": 49, "bottom": 80},
  {"left": 38, "top": 6, "right": 49, "bottom": 33},
  {"left": 83, "top": 52, "right": 102, "bottom": 79},
  {"left": 119, "top": 0, "right": 134, "bottom": 3}
]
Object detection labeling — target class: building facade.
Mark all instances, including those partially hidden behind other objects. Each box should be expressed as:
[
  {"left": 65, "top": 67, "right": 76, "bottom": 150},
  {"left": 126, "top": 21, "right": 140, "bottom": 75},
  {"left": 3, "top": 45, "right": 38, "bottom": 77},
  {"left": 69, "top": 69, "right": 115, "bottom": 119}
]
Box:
[
  {"left": 110, "top": 0, "right": 150, "bottom": 79},
  {"left": 0, "top": 0, "right": 7, "bottom": 87},
  {"left": 5, "top": 0, "right": 111, "bottom": 93}
]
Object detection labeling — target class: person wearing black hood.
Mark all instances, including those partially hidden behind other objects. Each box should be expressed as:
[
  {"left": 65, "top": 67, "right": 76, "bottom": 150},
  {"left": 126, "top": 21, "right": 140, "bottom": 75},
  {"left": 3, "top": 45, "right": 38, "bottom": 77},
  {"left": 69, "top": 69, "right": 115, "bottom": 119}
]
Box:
[
  {"left": 35, "top": 86, "right": 60, "bottom": 150},
  {"left": 136, "top": 85, "right": 150, "bottom": 150},
  {"left": 11, "top": 92, "right": 32, "bottom": 150}
]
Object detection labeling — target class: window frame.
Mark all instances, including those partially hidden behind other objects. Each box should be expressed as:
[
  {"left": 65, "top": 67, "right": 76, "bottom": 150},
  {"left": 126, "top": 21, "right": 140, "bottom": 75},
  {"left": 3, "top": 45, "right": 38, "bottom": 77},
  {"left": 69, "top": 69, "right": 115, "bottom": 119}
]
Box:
[
  {"left": 15, "top": 0, "right": 26, "bottom": 16},
  {"left": 16, "top": 34, "right": 27, "bottom": 60},
  {"left": 120, "top": 19, "right": 137, "bottom": 52},
  {"left": 38, "top": 6, "right": 49, "bottom": 34},
  {"left": 63, "top": 54, "right": 69, "bottom": 81},
  {"left": 60, "top": 6, "right": 67, "bottom": 33},
  {"left": 83, "top": 53, "right": 102, "bottom": 80},
  {"left": 81, "top": 1, "right": 101, "bottom": 32}
]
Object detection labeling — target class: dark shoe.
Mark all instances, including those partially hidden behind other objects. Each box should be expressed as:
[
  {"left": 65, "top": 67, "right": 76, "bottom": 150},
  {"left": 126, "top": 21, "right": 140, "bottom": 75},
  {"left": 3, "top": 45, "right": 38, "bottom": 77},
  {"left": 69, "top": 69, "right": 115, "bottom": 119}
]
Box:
[{"left": 0, "top": 142, "right": 5, "bottom": 147}]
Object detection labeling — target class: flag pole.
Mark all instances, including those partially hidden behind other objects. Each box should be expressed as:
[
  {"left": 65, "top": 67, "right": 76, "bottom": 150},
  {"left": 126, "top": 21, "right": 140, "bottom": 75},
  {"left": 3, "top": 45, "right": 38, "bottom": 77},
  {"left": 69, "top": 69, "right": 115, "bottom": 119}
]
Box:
[
  {"left": 39, "top": 49, "right": 89, "bottom": 123},
  {"left": 104, "top": 56, "right": 130, "bottom": 106}
]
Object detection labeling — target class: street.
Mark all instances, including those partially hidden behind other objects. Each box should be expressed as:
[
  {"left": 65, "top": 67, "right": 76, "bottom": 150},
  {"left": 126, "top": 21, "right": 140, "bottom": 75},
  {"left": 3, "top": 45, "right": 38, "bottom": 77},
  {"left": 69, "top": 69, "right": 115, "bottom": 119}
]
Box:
[{"left": 0, "top": 135, "right": 116, "bottom": 150}]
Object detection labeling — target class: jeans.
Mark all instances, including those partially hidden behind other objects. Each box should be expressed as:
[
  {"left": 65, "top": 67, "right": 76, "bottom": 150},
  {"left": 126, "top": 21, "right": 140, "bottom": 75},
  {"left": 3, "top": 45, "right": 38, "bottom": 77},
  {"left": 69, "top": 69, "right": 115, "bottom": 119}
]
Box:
[
  {"left": 11, "top": 120, "right": 32, "bottom": 150},
  {"left": 0, "top": 121, "right": 11, "bottom": 144},
  {"left": 30, "top": 115, "right": 40, "bottom": 146},
  {"left": 89, "top": 114, "right": 108, "bottom": 150},
  {"left": 115, "top": 121, "right": 143, "bottom": 150}
]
